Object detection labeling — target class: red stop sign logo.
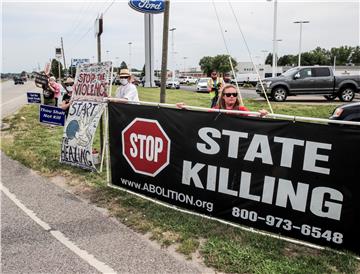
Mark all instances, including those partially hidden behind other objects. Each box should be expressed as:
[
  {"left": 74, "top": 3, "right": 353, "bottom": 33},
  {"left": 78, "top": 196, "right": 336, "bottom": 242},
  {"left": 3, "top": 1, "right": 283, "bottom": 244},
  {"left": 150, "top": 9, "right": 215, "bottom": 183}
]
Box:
[{"left": 122, "top": 118, "right": 170, "bottom": 177}]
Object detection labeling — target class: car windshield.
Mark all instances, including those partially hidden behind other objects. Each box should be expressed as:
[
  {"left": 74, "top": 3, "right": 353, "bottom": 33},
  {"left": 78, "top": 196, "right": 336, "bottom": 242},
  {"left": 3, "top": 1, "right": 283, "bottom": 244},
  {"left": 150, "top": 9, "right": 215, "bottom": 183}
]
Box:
[
  {"left": 199, "top": 78, "right": 208, "bottom": 83},
  {"left": 281, "top": 67, "right": 299, "bottom": 77}
]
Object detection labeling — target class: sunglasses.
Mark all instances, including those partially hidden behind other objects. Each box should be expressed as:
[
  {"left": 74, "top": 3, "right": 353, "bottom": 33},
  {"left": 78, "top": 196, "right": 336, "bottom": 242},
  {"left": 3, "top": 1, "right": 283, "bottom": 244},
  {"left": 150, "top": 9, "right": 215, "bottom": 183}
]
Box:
[
  {"left": 65, "top": 83, "right": 73, "bottom": 87},
  {"left": 119, "top": 76, "right": 128, "bottom": 79},
  {"left": 223, "top": 93, "right": 238, "bottom": 97}
]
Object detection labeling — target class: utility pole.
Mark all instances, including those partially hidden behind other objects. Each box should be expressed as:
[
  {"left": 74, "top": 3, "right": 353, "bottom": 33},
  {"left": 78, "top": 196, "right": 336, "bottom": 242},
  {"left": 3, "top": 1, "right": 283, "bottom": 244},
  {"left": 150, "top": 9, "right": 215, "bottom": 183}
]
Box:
[
  {"left": 97, "top": 14, "right": 103, "bottom": 63},
  {"left": 160, "top": 0, "right": 170, "bottom": 103},
  {"left": 95, "top": 14, "right": 104, "bottom": 153},
  {"left": 61, "top": 37, "right": 67, "bottom": 70},
  {"left": 294, "top": 20, "right": 310, "bottom": 67}
]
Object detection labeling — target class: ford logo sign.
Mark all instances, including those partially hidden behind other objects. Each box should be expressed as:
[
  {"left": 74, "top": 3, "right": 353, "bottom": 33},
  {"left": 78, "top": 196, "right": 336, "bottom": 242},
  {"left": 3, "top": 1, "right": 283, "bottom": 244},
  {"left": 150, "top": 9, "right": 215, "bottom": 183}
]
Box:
[{"left": 129, "top": 0, "right": 165, "bottom": 14}]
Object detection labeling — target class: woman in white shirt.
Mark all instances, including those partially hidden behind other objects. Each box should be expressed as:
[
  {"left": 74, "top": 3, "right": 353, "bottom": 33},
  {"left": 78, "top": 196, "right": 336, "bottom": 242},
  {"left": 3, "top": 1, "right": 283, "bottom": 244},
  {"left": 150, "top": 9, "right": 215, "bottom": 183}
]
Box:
[{"left": 115, "top": 69, "right": 139, "bottom": 102}]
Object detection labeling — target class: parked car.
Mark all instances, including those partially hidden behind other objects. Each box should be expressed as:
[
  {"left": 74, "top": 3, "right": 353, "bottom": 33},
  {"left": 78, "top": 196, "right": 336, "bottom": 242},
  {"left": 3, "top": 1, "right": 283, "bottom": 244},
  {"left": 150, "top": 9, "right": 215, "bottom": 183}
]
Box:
[
  {"left": 256, "top": 66, "right": 360, "bottom": 102},
  {"left": 329, "top": 102, "right": 360, "bottom": 122},
  {"left": 13, "top": 77, "right": 24, "bottom": 85},
  {"left": 179, "top": 76, "right": 198, "bottom": 85},
  {"left": 196, "top": 77, "right": 210, "bottom": 93},
  {"left": 166, "top": 79, "right": 180, "bottom": 89}
]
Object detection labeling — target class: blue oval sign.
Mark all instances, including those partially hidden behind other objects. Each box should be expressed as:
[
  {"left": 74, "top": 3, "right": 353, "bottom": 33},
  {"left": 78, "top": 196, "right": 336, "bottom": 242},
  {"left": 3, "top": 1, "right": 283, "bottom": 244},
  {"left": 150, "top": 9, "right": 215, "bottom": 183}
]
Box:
[{"left": 129, "top": 0, "right": 165, "bottom": 14}]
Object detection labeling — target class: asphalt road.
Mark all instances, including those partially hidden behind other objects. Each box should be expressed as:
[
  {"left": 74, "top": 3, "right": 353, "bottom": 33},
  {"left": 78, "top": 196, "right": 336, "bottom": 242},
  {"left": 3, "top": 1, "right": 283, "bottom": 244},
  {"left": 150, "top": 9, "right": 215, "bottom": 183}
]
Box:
[
  {"left": 1, "top": 80, "right": 36, "bottom": 119},
  {"left": 1, "top": 81, "right": 212, "bottom": 274}
]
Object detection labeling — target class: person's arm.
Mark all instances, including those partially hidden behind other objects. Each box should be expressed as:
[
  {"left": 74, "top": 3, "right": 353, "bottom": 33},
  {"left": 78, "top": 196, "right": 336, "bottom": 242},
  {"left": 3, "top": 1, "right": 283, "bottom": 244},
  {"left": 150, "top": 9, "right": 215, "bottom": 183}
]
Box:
[{"left": 61, "top": 97, "right": 70, "bottom": 110}]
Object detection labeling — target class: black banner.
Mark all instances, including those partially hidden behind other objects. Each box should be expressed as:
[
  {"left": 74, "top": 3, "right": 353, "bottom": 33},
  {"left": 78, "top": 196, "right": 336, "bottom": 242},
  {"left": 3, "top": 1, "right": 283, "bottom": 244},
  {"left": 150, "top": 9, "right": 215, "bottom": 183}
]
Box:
[{"left": 109, "top": 102, "right": 360, "bottom": 254}]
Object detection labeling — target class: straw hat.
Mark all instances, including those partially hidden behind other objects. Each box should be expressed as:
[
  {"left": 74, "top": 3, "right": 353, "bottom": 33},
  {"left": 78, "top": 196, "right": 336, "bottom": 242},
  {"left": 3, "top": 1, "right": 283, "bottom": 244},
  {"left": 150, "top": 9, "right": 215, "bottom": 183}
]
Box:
[
  {"left": 119, "top": 68, "right": 131, "bottom": 77},
  {"left": 64, "top": 77, "right": 74, "bottom": 84}
]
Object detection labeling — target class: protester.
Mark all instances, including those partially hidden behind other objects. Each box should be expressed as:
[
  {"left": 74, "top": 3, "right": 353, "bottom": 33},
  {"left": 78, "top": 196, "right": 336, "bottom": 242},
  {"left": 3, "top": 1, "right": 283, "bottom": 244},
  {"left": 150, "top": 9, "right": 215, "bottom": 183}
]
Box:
[
  {"left": 48, "top": 76, "right": 61, "bottom": 106},
  {"left": 223, "top": 72, "right": 232, "bottom": 84},
  {"left": 214, "top": 84, "right": 268, "bottom": 116},
  {"left": 115, "top": 68, "right": 139, "bottom": 102},
  {"left": 61, "top": 77, "right": 74, "bottom": 117},
  {"left": 35, "top": 72, "right": 53, "bottom": 105},
  {"left": 207, "top": 70, "right": 224, "bottom": 108},
  {"left": 176, "top": 84, "right": 268, "bottom": 117}
]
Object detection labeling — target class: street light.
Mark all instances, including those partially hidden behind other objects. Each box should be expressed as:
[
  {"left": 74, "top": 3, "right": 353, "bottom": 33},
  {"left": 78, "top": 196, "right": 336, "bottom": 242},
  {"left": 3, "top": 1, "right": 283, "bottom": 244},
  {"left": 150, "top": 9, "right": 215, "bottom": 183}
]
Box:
[
  {"left": 169, "top": 28, "right": 176, "bottom": 86},
  {"left": 183, "top": 56, "right": 187, "bottom": 74},
  {"left": 267, "top": 0, "right": 278, "bottom": 77},
  {"left": 294, "top": 20, "right": 310, "bottom": 67},
  {"left": 128, "top": 42, "right": 132, "bottom": 73}
]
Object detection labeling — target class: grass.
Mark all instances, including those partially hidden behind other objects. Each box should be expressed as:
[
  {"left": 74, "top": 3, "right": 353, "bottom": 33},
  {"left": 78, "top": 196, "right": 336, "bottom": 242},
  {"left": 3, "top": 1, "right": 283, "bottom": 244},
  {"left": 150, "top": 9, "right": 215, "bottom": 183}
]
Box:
[{"left": 1, "top": 87, "right": 358, "bottom": 274}]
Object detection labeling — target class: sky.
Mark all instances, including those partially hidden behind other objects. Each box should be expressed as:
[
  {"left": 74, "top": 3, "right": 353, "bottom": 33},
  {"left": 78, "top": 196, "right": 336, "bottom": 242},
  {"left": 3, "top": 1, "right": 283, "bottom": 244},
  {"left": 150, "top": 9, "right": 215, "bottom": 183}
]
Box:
[{"left": 1, "top": 0, "right": 359, "bottom": 73}]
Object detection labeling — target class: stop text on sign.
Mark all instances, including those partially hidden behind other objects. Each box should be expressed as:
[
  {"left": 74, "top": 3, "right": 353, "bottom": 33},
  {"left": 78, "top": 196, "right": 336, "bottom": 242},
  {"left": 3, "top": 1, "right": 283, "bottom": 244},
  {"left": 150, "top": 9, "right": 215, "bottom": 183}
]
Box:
[{"left": 122, "top": 118, "right": 170, "bottom": 177}]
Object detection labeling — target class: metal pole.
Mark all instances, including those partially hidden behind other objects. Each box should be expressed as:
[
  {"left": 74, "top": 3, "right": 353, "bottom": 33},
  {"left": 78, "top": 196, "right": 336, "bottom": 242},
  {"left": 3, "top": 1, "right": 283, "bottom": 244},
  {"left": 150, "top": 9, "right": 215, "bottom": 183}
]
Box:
[
  {"left": 268, "top": 0, "right": 278, "bottom": 77},
  {"left": 298, "top": 23, "right": 302, "bottom": 66},
  {"left": 97, "top": 15, "right": 103, "bottom": 154},
  {"left": 294, "top": 21, "right": 309, "bottom": 67},
  {"left": 61, "top": 37, "right": 67, "bottom": 70},
  {"left": 160, "top": 0, "right": 170, "bottom": 103}
]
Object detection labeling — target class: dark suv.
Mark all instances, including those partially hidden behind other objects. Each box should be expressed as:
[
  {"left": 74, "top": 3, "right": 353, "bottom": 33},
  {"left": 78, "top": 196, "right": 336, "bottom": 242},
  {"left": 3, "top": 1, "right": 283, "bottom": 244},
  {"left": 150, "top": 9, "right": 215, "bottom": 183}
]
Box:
[
  {"left": 14, "top": 77, "right": 24, "bottom": 85},
  {"left": 329, "top": 102, "right": 360, "bottom": 122}
]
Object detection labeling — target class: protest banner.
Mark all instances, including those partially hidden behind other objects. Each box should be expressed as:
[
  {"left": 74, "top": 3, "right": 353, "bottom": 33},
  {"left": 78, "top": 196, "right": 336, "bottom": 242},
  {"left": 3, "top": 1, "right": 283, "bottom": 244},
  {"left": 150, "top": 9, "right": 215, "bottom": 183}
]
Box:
[
  {"left": 27, "top": 92, "right": 41, "bottom": 104},
  {"left": 108, "top": 102, "right": 360, "bottom": 255},
  {"left": 39, "top": 105, "right": 66, "bottom": 126},
  {"left": 34, "top": 72, "right": 48, "bottom": 86},
  {"left": 72, "top": 62, "right": 112, "bottom": 102},
  {"left": 60, "top": 101, "right": 106, "bottom": 172}
]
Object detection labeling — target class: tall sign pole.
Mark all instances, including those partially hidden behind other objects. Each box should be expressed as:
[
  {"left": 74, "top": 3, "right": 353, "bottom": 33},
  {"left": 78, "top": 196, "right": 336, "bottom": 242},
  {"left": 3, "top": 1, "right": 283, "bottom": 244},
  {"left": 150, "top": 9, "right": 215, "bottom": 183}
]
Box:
[
  {"left": 128, "top": 0, "right": 165, "bottom": 89},
  {"left": 144, "top": 14, "right": 155, "bottom": 87}
]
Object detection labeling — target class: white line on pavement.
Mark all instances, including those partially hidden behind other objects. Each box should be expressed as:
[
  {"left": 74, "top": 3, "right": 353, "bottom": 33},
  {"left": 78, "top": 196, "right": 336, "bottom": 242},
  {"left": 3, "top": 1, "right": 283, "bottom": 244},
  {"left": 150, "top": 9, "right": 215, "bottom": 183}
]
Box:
[{"left": 0, "top": 183, "right": 116, "bottom": 274}]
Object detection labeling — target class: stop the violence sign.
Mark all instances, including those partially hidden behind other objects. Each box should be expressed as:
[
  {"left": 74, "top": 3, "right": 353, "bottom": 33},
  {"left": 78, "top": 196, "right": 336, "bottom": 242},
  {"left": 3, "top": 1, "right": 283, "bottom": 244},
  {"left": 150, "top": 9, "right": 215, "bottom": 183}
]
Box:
[{"left": 122, "top": 118, "right": 171, "bottom": 177}]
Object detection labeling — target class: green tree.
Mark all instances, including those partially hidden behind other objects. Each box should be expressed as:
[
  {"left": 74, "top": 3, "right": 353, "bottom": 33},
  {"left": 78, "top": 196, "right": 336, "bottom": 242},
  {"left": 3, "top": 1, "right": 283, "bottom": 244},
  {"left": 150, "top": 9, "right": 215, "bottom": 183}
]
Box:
[
  {"left": 120, "top": 61, "right": 128, "bottom": 69},
  {"left": 50, "top": 59, "right": 64, "bottom": 79},
  {"left": 199, "top": 55, "right": 237, "bottom": 76},
  {"left": 199, "top": 56, "right": 214, "bottom": 76},
  {"left": 277, "top": 54, "right": 296, "bottom": 66},
  {"left": 351, "top": 46, "right": 360, "bottom": 65},
  {"left": 141, "top": 64, "right": 145, "bottom": 77},
  {"left": 212, "top": 54, "right": 237, "bottom": 75},
  {"left": 310, "top": 47, "right": 330, "bottom": 65},
  {"left": 265, "top": 53, "right": 273, "bottom": 65}
]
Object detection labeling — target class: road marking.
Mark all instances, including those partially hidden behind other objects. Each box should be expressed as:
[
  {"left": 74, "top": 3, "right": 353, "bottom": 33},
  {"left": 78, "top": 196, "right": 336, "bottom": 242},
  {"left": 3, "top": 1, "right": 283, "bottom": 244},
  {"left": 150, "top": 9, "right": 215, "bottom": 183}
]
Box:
[
  {"left": 1, "top": 94, "right": 26, "bottom": 107},
  {"left": 0, "top": 184, "right": 116, "bottom": 274}
]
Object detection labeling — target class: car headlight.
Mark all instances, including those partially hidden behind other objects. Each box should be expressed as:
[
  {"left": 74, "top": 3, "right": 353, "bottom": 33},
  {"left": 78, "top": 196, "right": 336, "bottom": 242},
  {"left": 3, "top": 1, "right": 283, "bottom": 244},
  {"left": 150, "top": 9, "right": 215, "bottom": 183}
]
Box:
[
  {"left": 332, "top": 108, "right": 343, "bottom": 118},
  {"left": 264, "top": 81, "right": 272, "bottom": 88}
]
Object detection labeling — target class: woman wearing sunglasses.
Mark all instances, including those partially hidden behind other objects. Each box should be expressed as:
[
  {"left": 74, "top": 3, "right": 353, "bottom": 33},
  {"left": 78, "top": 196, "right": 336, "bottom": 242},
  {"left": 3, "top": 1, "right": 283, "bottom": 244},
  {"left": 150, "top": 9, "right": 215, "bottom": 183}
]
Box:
[{"left": 213, "top": 84, "right": 268, "bottom": 117}]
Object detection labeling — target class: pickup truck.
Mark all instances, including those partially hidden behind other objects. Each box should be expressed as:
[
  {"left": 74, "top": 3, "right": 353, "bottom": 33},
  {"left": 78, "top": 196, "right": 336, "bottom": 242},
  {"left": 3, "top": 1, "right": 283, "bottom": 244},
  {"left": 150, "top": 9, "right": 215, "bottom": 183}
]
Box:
[
  {"left": 179, "top": 76, "right": 198, "bottom": 85},
  {"left": 256, "top": 66, "right": 360, "bottom": 102}
]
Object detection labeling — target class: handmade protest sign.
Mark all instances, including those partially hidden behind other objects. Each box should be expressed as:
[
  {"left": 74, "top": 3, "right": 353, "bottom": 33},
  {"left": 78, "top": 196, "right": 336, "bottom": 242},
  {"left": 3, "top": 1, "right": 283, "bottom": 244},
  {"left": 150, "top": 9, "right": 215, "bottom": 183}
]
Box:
[
  {"left": 108, "top": 102, "right": 360, "bottom": 255},
  {"left": 60, "top": 101, "right": 106, "bottom": 171},
  {"left": 71, "top": 62, "right": 112, "bottom": 102}
]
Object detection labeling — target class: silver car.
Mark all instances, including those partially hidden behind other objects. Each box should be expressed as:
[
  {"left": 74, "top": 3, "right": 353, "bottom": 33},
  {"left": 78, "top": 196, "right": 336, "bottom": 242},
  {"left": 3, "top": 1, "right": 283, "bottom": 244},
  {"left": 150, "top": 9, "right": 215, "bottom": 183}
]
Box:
[{"left": 196, "top": 78, "right": 210, "bottom": 93}]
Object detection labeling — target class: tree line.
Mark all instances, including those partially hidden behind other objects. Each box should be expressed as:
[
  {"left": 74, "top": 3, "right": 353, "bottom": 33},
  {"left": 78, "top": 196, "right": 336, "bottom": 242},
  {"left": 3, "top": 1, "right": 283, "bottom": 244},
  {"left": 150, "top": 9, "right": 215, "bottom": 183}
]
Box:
[{"left": 266, "top": 46, "right": 360, "bottom": 66}]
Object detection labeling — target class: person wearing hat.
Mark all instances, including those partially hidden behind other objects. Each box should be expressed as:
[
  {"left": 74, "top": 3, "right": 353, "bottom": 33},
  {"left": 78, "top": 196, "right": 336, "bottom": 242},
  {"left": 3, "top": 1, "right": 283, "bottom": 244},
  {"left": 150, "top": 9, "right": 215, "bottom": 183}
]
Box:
[
  {"left": 115, "top": 68, "right": 139, "bottom": 102},
  {"left": 61, "top": 77, "right": 74, "bottom": 117}
]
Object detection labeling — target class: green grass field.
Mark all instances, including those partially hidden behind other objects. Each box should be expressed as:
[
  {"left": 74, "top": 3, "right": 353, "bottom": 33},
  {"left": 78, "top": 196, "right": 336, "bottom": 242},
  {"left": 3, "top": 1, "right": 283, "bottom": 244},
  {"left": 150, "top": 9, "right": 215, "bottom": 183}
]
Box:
[{"left": 1, "top": 87, "right": 358, "bottom": 274}]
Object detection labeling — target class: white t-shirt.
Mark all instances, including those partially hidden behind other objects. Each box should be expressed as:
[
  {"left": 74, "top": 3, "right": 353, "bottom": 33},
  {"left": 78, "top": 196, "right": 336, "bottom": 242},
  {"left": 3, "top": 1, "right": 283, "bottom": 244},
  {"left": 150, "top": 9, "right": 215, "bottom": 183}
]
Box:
[{"left": 115, "top": 83, "right": 139, "bottom": 102}]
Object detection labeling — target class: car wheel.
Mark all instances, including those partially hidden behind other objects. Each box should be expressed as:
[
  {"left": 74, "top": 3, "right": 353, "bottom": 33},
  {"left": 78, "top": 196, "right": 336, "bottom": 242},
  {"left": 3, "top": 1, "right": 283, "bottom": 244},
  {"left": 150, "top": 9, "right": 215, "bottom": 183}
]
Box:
[
  {"left": 339, "top": 87, "right": 355, "bottom": 102},
  {"left": 324, "top": 94, "right": 337, "bottom": 101},
  {"left": 271, "top": 87, "right": 287, "bottom": 102}
]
